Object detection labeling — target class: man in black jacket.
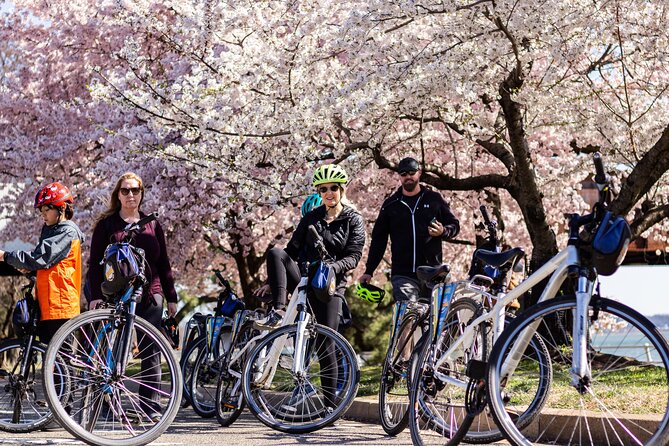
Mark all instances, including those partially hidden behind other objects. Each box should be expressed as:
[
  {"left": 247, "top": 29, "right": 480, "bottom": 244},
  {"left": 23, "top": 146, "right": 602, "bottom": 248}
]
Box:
[{"left": 359, "top": 157, "right": 459, "bottom": 301}]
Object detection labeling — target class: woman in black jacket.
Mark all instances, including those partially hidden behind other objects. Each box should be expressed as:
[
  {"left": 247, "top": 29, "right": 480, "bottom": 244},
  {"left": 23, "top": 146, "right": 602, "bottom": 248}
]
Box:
[{"left": 254, "top": 164, "right": 365, "bottom": 408}]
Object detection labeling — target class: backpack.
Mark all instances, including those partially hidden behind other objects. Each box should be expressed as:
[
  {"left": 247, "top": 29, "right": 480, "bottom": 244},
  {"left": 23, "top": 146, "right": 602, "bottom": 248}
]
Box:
[{"left": 101, "top": 243, "right": 145, "bottom": 297}]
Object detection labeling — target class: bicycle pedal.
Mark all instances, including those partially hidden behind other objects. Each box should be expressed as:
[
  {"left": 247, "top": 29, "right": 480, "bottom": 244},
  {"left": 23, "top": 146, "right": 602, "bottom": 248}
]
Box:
[{"left": 466, "top": 359, "right": 487, "bottom": 380}]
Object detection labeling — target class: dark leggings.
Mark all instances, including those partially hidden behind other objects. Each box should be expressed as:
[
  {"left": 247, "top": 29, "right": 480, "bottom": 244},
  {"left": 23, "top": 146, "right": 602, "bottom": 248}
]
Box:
[
  {"left": 136, "top": 294, "right": 164, "bottom": 414},
  {"left": 267, "top": 248, "right": 300, "bottom": 309},
  {"left": 266, "top": 248, "right": 341, "bottom": 406},
  {"left": 38, "top": 319, "right": 69, "bottom": 345}
]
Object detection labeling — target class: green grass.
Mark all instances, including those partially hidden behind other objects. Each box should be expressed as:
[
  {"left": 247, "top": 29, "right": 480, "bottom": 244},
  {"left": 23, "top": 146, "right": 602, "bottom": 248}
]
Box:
[
  {"left": 358, "top": 365, "right": 382, "bottom": 397},
  {"left": 358, "top": 359, "right": 668, "bottom": 414}
]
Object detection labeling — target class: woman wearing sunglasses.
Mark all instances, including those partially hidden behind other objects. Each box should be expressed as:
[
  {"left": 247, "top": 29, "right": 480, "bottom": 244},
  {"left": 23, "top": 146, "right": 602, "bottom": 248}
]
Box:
[
  {"left": 254, "top": 163, "right": 365, "bottom": 408},
  {"left": 86, "top": 172, "right": 178, "bottom": 422}
]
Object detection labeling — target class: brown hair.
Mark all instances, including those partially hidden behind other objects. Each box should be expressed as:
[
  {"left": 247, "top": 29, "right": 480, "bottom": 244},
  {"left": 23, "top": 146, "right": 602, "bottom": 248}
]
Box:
[{"left": 94, "top": 172, "right": 144, "bottom": 226}]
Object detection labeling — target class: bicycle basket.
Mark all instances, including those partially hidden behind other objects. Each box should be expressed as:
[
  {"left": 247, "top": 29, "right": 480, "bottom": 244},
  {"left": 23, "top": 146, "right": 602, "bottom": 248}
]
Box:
[
  {"left": 591, "top": 211, "right": 631, "bottom": 276},
  {"left": 219, "top": 291, "right": 245, "bottom": 317},
  {"left": 101, "top": 243, "right": 144, "bottom": 297}
]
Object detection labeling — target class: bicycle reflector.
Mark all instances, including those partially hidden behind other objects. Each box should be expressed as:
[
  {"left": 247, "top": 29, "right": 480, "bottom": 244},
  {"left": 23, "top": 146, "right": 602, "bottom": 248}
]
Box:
[
  {"left": 355, "top": 282, "right": 385, "bottom": 304},
  {"left": 161, "top": 316, "right": 180, "bottom": 350}
]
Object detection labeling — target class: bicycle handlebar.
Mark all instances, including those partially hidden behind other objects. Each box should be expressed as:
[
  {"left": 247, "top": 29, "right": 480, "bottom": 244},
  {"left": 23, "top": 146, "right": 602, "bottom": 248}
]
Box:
[
  {"left": 307, "top": 225, "right": 330, "bottom": 261},
  {"left": 214, "top": 270, "right": 231, "bottom": 292},
  {"left": 479, "top": 205, "right": 498, "bottom": 246},
  {"left": 593, "top": 152, "right": 607, "bottom": 186},
  {"left": 121, "top": 213, "right": 158, "bottom": 242}
]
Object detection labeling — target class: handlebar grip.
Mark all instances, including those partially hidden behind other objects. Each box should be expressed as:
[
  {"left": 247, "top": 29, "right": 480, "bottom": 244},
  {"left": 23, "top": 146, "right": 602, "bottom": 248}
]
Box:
[
  {"left": 479, "top": 205, "right": 491, "bottom": 225},
  {"left": 593, "top": 152, "right": 606, "bottom": 185},
  {"left": 139, "top": 212, "right": 158, "bottom": 226},
  {"left": 214, "top": 270, "right": 227, "bottom": 286}
]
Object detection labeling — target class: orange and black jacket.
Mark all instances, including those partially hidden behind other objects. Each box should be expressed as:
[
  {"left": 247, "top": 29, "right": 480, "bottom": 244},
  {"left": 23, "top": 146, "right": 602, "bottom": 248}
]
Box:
[{"left": 5, "top": 220, "right": 84, "bottom": 320}]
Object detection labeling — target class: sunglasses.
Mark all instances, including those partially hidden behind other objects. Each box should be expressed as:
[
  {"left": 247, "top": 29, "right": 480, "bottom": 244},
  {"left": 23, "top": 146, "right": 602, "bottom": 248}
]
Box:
[
  {"left": 318, "top": 185, "right": 341, "bottom": 194},
  {"left": 120, "top": 187, "right": 142, "bottom": 196},
  {"left": 400, "top": 170, "right": 418, "bottom": 177}
]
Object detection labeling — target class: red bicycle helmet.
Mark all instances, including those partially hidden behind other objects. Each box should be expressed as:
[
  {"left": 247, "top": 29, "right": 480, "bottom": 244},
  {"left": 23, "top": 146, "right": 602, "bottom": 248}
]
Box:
[{"left": 34, "top": 182, "right": 73, "bottom": 208}]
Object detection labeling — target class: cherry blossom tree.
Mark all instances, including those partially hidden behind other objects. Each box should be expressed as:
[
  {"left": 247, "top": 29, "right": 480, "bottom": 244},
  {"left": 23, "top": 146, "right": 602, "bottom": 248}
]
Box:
[{"left": 1, "top": 0, "right": 668, "bottom": 302}]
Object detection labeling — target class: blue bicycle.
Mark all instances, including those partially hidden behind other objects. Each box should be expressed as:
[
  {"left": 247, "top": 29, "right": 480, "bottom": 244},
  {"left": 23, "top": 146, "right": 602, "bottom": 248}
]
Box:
[{"left": 42, "top": 213, "right": 183, "bottom": 446}]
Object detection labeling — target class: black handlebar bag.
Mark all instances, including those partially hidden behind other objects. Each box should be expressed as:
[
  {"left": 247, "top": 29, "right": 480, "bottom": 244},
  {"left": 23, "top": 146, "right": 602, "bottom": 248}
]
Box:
[
  {"left": 101, "top": 243, "right": 145, "bottom": 299},
  {"left": 591, "top": 211, "right": 631, "bottom": 276},
  {"left": 308, "top": 261, "right": 336, "bottom": 303}
]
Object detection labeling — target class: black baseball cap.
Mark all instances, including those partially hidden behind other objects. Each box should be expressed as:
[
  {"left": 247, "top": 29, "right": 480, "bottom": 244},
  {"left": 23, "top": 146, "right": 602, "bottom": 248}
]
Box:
[{"left": 397, "top": 157, "right": 420, "bottom": 174}]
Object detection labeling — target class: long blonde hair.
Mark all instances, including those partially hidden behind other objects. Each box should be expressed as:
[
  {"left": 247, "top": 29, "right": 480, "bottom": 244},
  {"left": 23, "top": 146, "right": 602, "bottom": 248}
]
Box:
[{"left": 94, "top": 172, "right": 145, "bottom": 226}]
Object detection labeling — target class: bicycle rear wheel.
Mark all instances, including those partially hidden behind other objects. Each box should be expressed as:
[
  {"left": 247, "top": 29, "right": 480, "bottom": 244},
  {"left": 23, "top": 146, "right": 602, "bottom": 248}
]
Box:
[
  {"left": 379, "top": 307, "right": 426, "bottom": 435},
  {"left": 43, "top": 309, "right": 182, "bottom": 446},
  {"left": 487, "top": 295, "right": 669, "bottom": 446},
  {"left": 242, "top": 322, "right": 359, "bottom": 433},
  {"left": 216, "top": 322, "right": 258, "bottom": 426},
  {"left": 0, "top": 339, "right": 64, "bottom": 433}
]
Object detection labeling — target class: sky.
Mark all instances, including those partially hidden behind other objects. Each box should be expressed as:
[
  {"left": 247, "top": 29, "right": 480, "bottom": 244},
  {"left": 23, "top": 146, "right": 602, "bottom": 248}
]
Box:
[{"left": 599, "top": 265, "right": 669, "bottom": 316}]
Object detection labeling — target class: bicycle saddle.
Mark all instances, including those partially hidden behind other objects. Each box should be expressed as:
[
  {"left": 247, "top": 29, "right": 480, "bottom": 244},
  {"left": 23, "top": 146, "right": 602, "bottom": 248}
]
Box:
[
  {"left": 416, "top": 264, "right": 451, "bottom": 283},
  {"left": 473, "top": 247, "right": 525, "bottom": 268}
]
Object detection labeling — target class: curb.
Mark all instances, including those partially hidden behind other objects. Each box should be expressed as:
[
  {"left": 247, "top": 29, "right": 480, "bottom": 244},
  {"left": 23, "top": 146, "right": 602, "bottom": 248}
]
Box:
[
  {"left": 344, "top": 397, "right": 665, "bottom": 444},
  {"left": 343, "top": 397, "right": 379, "bottom": 424}
]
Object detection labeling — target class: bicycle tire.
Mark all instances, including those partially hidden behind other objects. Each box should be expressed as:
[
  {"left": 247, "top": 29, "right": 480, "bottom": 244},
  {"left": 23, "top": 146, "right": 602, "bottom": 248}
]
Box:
[
  {"left": 452, "top": 305, "right": 552, "bottom": 444},
  {"left": 216, "top": 322, "right": 258, "bottom": 426},
  {"left": 190, "top": 326, "right": 233, "bottom": 418},
  {"left": 180, "top": 335, "right": 206, "bottom": 408},
  {"left": 0, "top": 339, "right": 63, "bottom": 433},
  {"left": 408, "top": 297, "right": 482, "bottom": 446},
  {"left": 43, "top": 309, "right": 183, "bottom": 446},
  {"left": 487, "top": 295, "right": 669, "bottom": 446},
  {"left": 379, "top": 309, "right": 427, "bottom": 435},
  {"left": 242, "top": 322, "right": 359, "bottom": 433}
]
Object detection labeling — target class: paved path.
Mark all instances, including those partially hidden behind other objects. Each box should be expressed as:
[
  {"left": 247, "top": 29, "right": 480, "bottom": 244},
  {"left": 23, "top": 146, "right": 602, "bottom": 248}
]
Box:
[{"left": 0, "top": 406, "right": 513, "bottom": 445}]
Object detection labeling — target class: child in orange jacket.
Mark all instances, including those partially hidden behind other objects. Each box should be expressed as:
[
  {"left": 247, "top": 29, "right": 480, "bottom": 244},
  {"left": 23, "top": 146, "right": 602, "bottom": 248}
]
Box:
[{"left": 0, "top": 182, "right": 84, "bottom": 343}]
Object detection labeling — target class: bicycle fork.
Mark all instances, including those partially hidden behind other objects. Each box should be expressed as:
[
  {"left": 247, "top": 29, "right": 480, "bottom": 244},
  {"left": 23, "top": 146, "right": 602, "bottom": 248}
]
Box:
[
  {"left": 112, "top": 300, "right": 137, "bottom": 379},
  {"left": 570, "top": 274, "right": 594, "bottom": 391},
  {"left": 292, "top": 306, "right": 312, "bottom": 378}
]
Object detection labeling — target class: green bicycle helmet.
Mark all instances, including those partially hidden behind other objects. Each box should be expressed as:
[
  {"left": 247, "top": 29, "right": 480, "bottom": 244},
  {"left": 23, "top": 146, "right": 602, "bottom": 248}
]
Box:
[
  {"left": 301, "top": 193, "right": 323, "bottom": 217},
  {"left": 312, "top": 164, "right": 349, "bottom": 187},
  {"left": 356, "top": 282, "right": 386, "bottom": 304}
]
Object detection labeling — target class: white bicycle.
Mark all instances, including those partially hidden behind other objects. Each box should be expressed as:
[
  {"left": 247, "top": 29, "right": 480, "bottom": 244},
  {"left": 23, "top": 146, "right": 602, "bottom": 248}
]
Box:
[
  {"left": 239, "top": 225, "right": 360, "bottom": 433},
  {"left": 412, "top": 153, "right": 669, "bottom": 446}
]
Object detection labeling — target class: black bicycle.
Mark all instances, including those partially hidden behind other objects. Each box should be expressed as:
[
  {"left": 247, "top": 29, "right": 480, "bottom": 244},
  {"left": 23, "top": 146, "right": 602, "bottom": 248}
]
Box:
[{"left": 0, "top": 275, "right": 69, "bottom": 432}]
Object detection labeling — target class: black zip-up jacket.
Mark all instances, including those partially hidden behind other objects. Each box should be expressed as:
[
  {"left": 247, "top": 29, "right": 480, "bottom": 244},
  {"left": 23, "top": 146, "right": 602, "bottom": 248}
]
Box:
[
  {"left": 364, "top": 186, "right": 459, "bottom": 279},
  {"left": 286, "top": 204, "right": 365, "bottom": 297}
]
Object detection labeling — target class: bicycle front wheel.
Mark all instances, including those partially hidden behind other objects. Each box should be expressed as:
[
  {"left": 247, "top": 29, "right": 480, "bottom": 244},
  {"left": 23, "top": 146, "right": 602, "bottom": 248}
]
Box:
[
  {"left": 0, "top": 339, "right": 63, "bottom": 433},
  {"left": 379, "top": 308, "right": 426, "bottom": 435},
  {"left": 43, "top": 309, "right": 183, "bottom": 446},
  {"left": 242, "top": 322, "right": 359, "bottom": 433},
  {"left": 408, "top": 297, "right": 482, "bottom": 446},
  {"left": 487, "top": 295, "right": 669, "bottom": 446},
  {"left": 190, "top": 326, "right": 232, "bottom": 418}
]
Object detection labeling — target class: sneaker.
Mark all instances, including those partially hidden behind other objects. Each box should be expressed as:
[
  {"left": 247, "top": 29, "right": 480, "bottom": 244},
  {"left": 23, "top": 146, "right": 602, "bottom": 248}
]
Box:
[
  {"left": 254, "top": 309, "right": 285, "bottom": 330},
  {"left": 280, "top": 382, "right": 317, "bottom": 412}
]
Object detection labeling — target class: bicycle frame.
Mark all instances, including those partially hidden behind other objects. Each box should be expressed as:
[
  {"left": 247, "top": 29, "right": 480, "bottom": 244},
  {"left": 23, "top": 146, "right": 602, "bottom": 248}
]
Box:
[
  {"left": 230, "top": 277, "right": 311, "bottom": 388},
  {"left": 433, "top": 245, "right": 581, "bottom": 389}
]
